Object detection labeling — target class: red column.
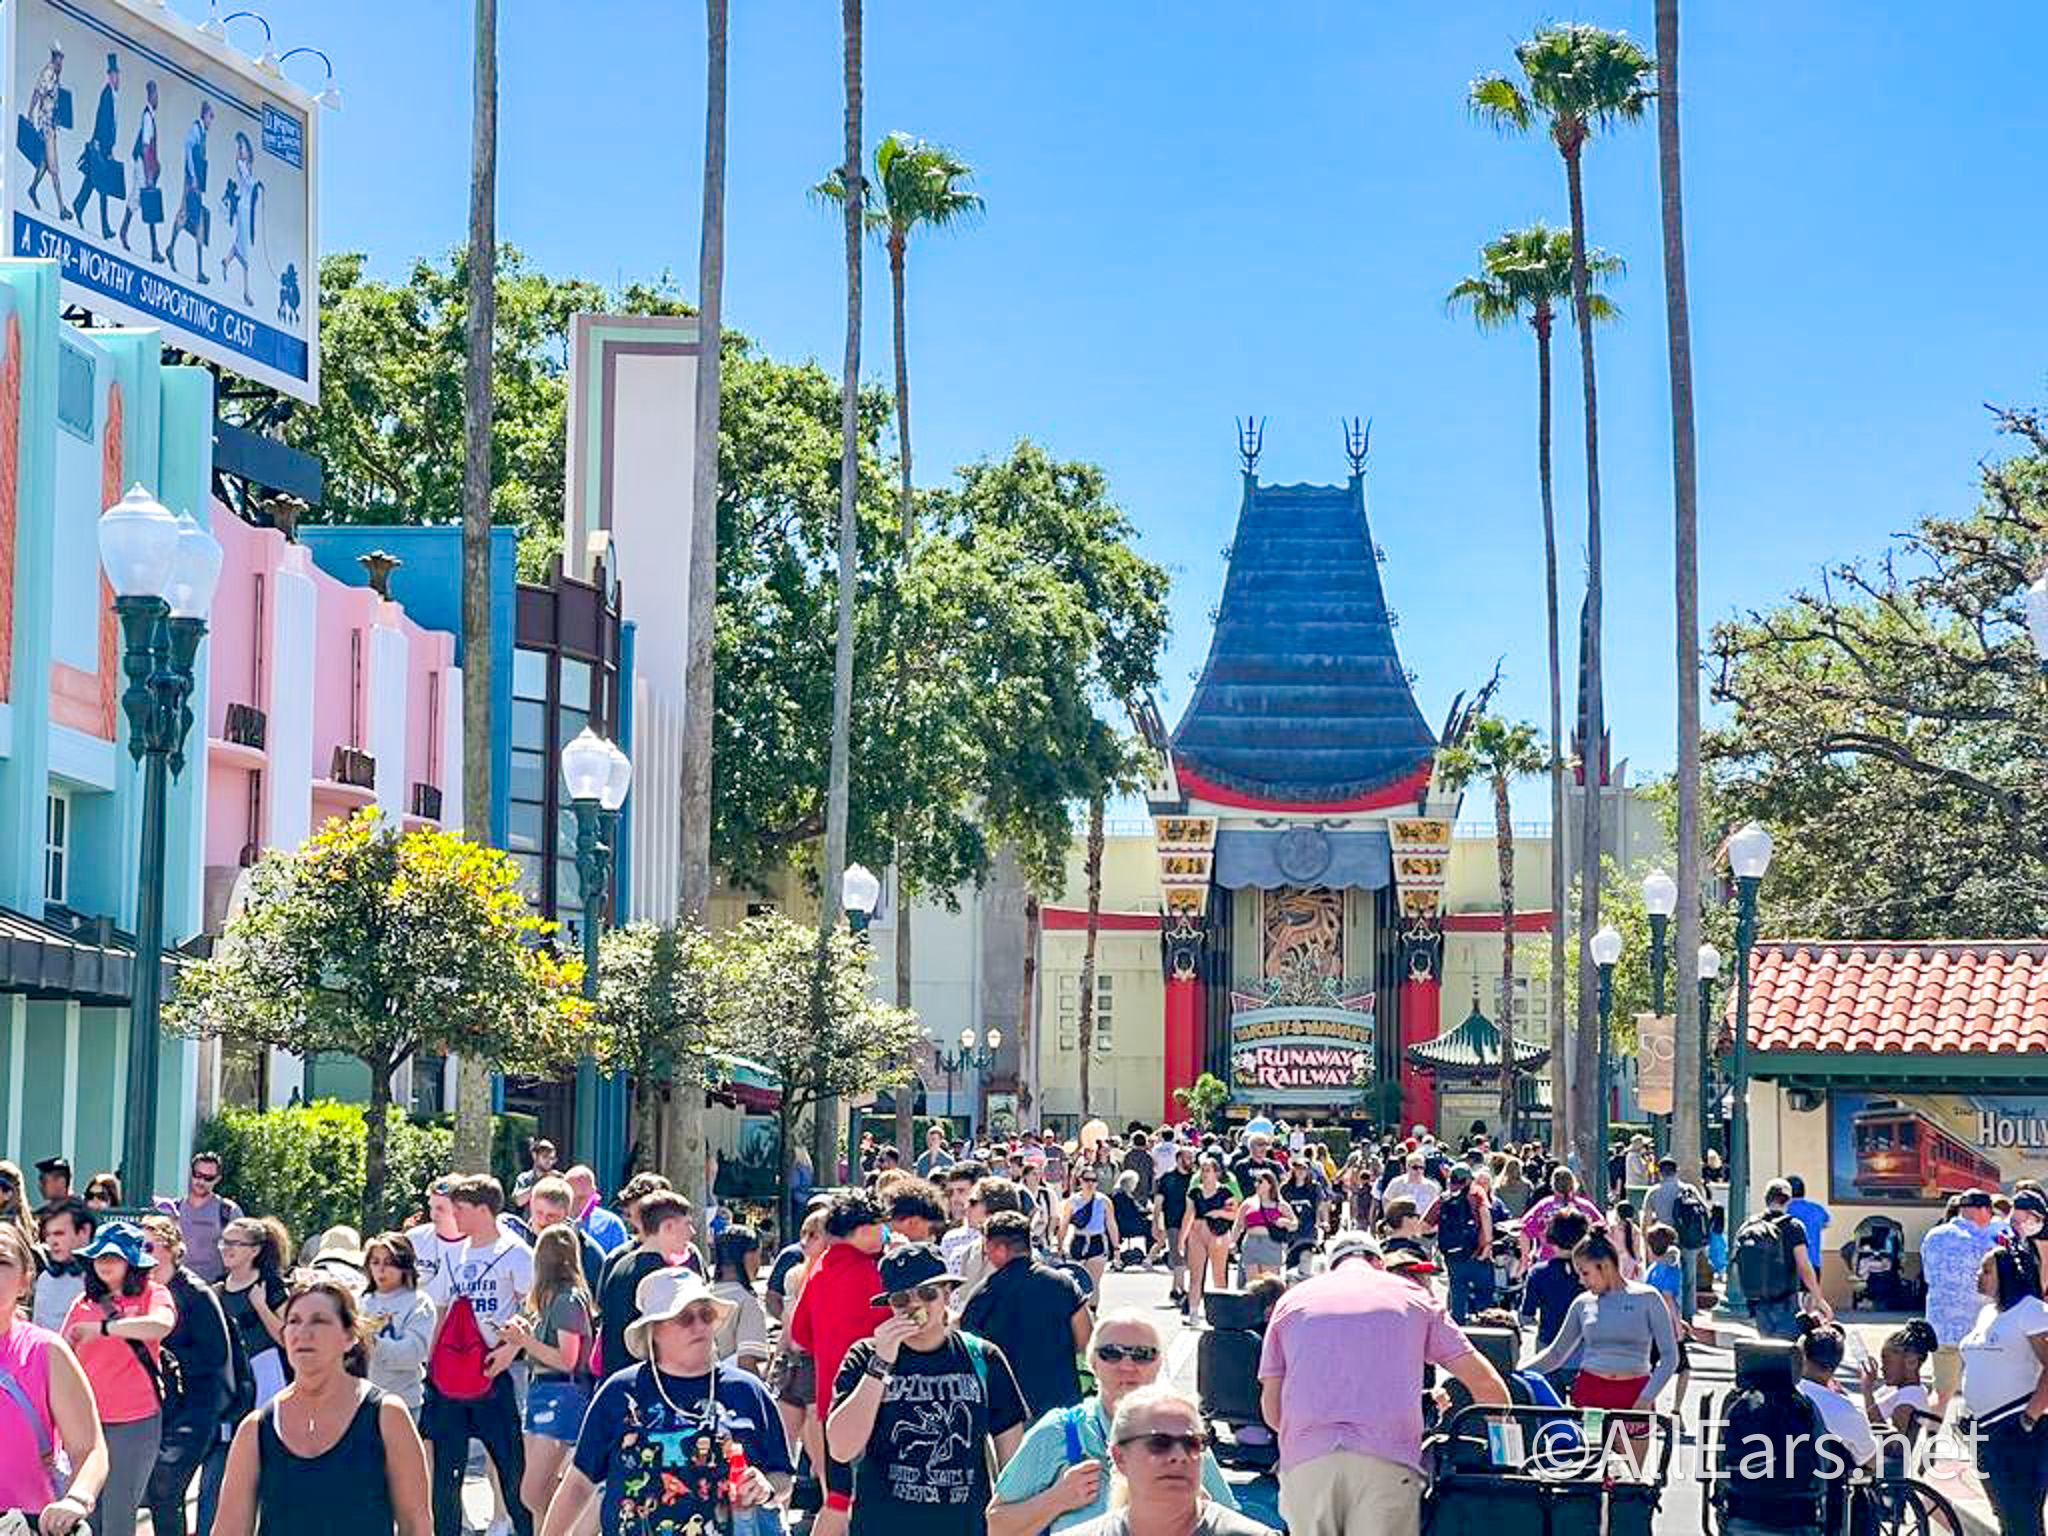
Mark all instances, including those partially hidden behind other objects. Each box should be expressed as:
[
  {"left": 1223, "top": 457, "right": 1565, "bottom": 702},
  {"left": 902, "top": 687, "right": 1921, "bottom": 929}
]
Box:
[
  {"left": 1163, "top": 972, "right": 1202, "bottom": 1125},
  {"left": 1399, "top": 973, "right": 1441, "bottom": 1132}
]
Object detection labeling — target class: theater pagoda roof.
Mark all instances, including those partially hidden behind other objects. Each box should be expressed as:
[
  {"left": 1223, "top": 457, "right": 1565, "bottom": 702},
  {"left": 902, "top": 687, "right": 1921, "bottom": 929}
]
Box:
[{"left": 1170, "top": 473, "right": 1434, "bottom": 810}]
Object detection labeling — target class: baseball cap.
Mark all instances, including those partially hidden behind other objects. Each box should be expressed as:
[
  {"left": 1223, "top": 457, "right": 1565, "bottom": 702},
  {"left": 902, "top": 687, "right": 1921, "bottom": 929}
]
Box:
[
  {"left": 1382, "top": 1237, "right": 1438, "bottom": 1275},
  {"left": 1326, "top": 1232, "right": 1381, "bottom": 1268},
  {"left": 1958, "top": 1189, "right": 1996, "bottom": 1211}
]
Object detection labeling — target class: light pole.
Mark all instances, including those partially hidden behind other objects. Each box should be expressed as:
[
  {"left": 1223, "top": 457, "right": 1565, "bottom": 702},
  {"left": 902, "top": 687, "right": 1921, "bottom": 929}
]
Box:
[
  {"left": 1642, "top": 869, "right": 1678, "bottom": 1154},
  {"left": 99, "top": 487, "right": 222, "bottom": 1197},
  {"left": 840, "top": 865, "right": 881, "bottom": 1173},
  {"left": 561, "top": 727, "right": 632, "bottom": 1178},
  {"left": 931, "top": 1027, "right": 999, "bottom": 1132},
  {"left": 1724, "top": 821, "right": 1773, "bottom": 1308},
  {"left": 1697, "top": 942, "right": 1721, "bottom": 1172},
  {"left": 1591, "top": 923, "right": 1623, "bottom": 1189}
]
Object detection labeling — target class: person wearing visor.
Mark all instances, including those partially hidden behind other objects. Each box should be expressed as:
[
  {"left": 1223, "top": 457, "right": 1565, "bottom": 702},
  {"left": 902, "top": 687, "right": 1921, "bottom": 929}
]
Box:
[{"left": 829, "top": 1243, "right": 1027, "bottom": 1535}]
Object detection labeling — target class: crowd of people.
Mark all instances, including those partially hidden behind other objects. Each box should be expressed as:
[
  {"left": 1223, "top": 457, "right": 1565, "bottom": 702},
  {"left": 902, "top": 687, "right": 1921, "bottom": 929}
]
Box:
[{"left": 1, "top": 1114, "right": 2045, "bottom": 1536}]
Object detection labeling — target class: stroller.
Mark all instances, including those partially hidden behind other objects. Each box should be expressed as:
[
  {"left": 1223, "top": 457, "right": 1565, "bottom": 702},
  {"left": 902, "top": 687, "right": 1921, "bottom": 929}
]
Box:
[{"left": 1845, "top": 1217, "right": 1917, "bottom": 1311}]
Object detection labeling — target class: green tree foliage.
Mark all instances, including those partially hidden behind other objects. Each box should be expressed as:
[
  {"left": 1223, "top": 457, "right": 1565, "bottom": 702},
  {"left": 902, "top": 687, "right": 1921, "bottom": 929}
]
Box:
[
  {"left": 166, "top": 810, "right": 588, "bottom": 1222},
  {"left": 277, "top": 249, "right": 687, "bottom": 577},
  {"left": 703, "top": 913, "right": 922, "bottom": 1197},
  {"left": 1174, "top": 1072, "right": 1230, "bottom": 1132},
  {"left": 1707, "top": 407, "right": 2048, "bottom": 937},
  {"left": 593, "top": 922, "right": 725, "bottom": 1176}
]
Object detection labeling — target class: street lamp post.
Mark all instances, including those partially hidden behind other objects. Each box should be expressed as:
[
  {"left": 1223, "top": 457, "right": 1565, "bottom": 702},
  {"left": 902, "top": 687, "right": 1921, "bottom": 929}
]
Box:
[
  {"left": 1590, "top": 923, "right": 1623, "bottom": 1190},
  {"left": 931, "top": 1027, "right": 999, "bottom": 1131},
  {"left": 562, "top": 728, "right": 632, "bottom": 1177},
  {"left": 1697, "top": 942, "right": 1722, "bottom": 1171},
  {"left": 1642, "top": 869, "right": 1679, "bottom": 1156},
  {"left": 1724, "top": 821, "right": 1774, "bottom": 1309},
  {"left": 99, "top": 488, "right": 222, "bottom": 1197},
  {"left": 840, "top": 865, "right": 882, "bottom": 1175}
]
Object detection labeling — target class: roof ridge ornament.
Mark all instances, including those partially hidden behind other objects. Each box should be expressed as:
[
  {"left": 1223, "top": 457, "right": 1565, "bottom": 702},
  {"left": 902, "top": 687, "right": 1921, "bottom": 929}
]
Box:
[
  {"left": 1344, "top": 416, "right": 1371, "bottom": 478},
  {"left": 1236, "top": 415, "right": 1265, "bottom": 477}
]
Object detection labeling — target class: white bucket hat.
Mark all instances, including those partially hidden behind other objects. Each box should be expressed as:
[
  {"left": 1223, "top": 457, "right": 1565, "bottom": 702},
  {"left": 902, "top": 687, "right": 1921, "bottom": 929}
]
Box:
[{"left": 624, "top": 1266, "right": 737, "bottom": 1360}]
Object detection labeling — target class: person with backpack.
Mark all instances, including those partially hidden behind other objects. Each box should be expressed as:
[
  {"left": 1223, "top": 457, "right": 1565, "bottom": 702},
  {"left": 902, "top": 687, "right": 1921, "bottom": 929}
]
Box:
[
  {"left": 540, "top": 1266, "right": 789, "bottom": 1536},
  {"left": 1643, "top": 1155, "right": 1713, "bottom": 1322},
  {"left": 988, "top": 1309, "right": 1239, "bottom": 1536},
  {"left": 1735, "top": 1180, "right": 1831, "bottom": 1341},
  {"left": 1714, "top": 1340, "right": 1832, "bottom": 1536},
  {"left": 0, "top": 1222, "right": 107, "bottom": 1535},
  {"left": 1423, "top": 1165, "right": 1494, "bottom": 1324},
  {"left": 139, "top": 1215, "right": 234, "bottom": 1536},
  {"left": 828, "top": 1242, "right": 1028, "bottom": 1536},
  {"left": 422, "top": 1174, "right": 534, "bottom": 1536},
  {"left": 62, "top": 1220, "right": 177, "bottom": 1536}
]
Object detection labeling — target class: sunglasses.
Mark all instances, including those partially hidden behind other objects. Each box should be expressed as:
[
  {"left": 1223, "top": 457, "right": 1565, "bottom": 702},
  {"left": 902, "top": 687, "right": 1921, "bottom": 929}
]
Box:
[
  {"left": 1094, "top": 1343, "right": 1160, "bottom": 1364},
  {"left": 887, "top": 1283, "right": 950, "bottom": 1311},
  {"left": 672, "top": 1303, "right": 721, "bottom": 1327},
  {"left": 1119, "top": 1432, "right": 1205, "bottom": 1456},
  {"left": 190, "top": 1170, "right": 219, "bottom": 1183}
]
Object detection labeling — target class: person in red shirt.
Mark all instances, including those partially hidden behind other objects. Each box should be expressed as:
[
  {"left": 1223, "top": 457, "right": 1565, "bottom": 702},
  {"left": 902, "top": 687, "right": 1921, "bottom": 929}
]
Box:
[{"left": 787, "top": 1190, "right": 890, "bottom": 1531}]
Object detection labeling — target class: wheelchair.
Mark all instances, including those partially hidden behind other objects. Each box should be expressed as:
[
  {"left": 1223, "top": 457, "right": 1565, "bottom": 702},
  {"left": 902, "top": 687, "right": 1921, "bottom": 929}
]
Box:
[{"left": 1424, "top": 1403, "right": 1673, "bottom": 1536}]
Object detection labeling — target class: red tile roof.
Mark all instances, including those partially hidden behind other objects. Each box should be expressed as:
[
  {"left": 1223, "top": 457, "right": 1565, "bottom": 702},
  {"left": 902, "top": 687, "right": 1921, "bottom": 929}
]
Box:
[{"left": 1730, "top": 940, "right": 2048, "bottom": 1056}]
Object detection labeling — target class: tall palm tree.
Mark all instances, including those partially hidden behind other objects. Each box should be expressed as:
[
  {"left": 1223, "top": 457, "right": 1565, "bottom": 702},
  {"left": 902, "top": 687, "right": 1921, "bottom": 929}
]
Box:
[
  {"left": 1075, "top": 728, "right": 1142, "bottom": 1117},
  {"left": 1446, "top": 224, "right": 1620, "bottom": 1160},
  {"left": 673, "top": 0, "right": 727, "bottom": 1208},
  {"left": 1655, "top": 0, "right": 1706, "bottom": 1178},
  {"left": 816, "top": 134, "right": 981, "bottom": 1156},
  {"left": 1439, "top": 716, "right": 1546, "bottom": 1136},
  {"left": 813, "top": 0, "right": 863, "bottom": 1181},
  {"left": 1472, "top": 24, "right": 1653, "bottom": 1179},
  {"left": 452, "top": 0, "right": 499, "bottom": 1172}
]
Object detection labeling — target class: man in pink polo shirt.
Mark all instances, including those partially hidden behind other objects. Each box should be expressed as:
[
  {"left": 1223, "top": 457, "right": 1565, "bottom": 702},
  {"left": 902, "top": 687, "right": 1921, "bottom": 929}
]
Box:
[{"left": 1258, "top": 1233, "right": 1507, "bottom": 1536}]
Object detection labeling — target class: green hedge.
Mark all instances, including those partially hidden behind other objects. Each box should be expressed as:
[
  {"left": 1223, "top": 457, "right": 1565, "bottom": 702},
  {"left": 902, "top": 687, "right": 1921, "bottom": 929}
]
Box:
[{"left": 196, "top": 1101, "right": 537, "bottom": 1245}]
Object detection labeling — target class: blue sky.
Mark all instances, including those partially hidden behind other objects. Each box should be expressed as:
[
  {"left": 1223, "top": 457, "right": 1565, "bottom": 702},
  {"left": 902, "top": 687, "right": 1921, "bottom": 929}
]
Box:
[{"left": 236, "top": 0, "right": 2046, "bottom": 819}]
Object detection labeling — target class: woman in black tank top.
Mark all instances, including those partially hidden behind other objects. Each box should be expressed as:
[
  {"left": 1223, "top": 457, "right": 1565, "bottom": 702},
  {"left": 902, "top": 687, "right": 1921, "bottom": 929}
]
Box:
[{"left": 210, "top": 1277, "right": 431, "bottom": 1536}]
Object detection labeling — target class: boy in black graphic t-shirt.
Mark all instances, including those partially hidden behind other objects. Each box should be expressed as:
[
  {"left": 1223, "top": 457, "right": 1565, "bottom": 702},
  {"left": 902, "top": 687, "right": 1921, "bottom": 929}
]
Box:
[{"left": 828, "top": 1244, "right": 1027, "bottom": 1536}]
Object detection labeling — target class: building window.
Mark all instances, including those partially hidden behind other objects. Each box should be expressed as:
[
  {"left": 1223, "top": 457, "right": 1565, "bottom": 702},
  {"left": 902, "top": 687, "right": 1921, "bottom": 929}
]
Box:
[
  {"left": 1054, "top": 972, "right": 1115, "bottom": 1054},
  {"left": 218, "top": 1038, "right": 269, "bottom": 1110},
  {"left": 45, "top": 791, "right": 69, "bottom": 905}
]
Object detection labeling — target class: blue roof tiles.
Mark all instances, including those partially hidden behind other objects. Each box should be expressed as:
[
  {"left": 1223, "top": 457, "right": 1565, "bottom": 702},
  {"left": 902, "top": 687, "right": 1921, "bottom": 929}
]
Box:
[{"left": 1170, "top": 475, "right": 1434, "bottom": 806}]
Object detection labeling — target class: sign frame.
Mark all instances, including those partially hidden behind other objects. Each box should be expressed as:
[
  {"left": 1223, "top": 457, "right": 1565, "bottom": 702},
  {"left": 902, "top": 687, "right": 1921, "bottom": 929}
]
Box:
[
  {"left": 3, "top": 0, "right": 320, "bottom": 400},
  {"left": 1827, "top": 1090, "right": 2048, "bottom": 1205},
  {"left": 1229, "top": 1004, "right": 1376, "bottom": 1108}
]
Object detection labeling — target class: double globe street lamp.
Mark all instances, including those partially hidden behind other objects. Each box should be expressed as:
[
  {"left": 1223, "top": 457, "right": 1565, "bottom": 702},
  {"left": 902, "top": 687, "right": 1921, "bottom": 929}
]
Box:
[
  {"left": 1641, "top": 868, "right": 1679, "bottom": 1155},
  {"left": 930, "top": 1026, "right": 1000, "bottom": 1130},
  {"left": 1590, "top": 922, "right": 1623, "bottom": 1179},
  {"left": 97, "top": 486, "right": 224, "bottom": 1194},
  {"left": 1723, "top": 820, "right": 1774, "bottom": 1305},
  {"left": 561, "top": 727, "right": 632, "bottom": 1175}
]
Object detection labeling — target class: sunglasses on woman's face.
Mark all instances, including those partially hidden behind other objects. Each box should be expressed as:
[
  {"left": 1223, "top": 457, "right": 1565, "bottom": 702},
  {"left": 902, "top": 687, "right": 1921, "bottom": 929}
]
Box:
[
  {"left": 1093, "top": 1343, "right": 1159, "bottom": 1364},
  {"left": 1119, "top": 1431, "right": 1204, "bottom": 1456},
  {"left": 887, "top": 1283, "right": 948, "bottom": 1311},
  {"left": 673, "top": 1303, "right": 721, "bottom": 1328}
]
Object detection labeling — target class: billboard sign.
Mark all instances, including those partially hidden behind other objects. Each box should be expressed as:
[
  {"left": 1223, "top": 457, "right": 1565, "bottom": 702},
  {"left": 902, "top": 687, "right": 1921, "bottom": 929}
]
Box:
[
  {"left": 1828, "top": 1091, "right": 2048, "bottom": 1205},
  {"left": 1635, "top": 1012, "right": 1675, "bottom": 1115},
  {"left": 4, "top": 0, "right": 319, "bottom": 399},
  {"left": 1230, "top": 1004, "right": 1375, "bottom": 1108}
]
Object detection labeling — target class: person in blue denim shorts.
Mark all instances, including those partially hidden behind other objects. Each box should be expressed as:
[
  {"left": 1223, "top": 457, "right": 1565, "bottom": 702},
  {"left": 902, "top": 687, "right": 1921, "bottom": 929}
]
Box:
[{"left": 505, "top": 1224, "right": 595, "bottom": 1528}]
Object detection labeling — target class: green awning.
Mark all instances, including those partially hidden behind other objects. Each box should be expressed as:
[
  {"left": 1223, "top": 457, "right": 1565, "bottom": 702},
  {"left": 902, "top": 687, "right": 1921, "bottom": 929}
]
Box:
[
  {"left": 709, "top": 1053, "right": 780, "bottom": 1110},
  {"left": 1407, "top": 1002, "right": 1551, "bottom": 1078}
]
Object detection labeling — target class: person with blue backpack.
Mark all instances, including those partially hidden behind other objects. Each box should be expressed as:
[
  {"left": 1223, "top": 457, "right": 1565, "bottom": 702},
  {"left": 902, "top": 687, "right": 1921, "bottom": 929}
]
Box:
[{"left": 987, "top": 1311, "right": 1240, "bottom": 1536}]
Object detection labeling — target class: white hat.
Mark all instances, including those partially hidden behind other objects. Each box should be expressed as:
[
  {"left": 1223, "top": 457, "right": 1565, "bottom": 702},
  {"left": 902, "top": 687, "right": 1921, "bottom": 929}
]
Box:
[{"left": 625, "top": 1267, "right": 736, "bottom": 1360}]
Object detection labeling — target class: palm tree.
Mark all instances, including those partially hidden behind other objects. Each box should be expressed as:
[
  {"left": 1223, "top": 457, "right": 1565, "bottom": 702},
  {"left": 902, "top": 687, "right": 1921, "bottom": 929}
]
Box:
[
  {"left": 813, "top": 0, "right": 863, "bottom": 1181},
  {"left": 1471, "top": 24, "right": 1653, "bottom": 1179},
  {"left": 1075, "top": 728, "right": 1142, "bottom": 1117},
  {"left": 1439, "top": 716, "right": 1546, "bottom": 1136},
  {"left": 1446, "top": 224, "right": 1620, "bottom": 1161},
  {"left": 452, "top": 0, "right": 499, "bottom": 1172},
  {"left": 1655, "top": 0, "right": 1706, "bottom": 1178},
  {"left": 673, "top": 0, "right": 727, "bottom": 1207},
  {"left": 816, "top": 134, "right": 981, "bottom": 1156}
]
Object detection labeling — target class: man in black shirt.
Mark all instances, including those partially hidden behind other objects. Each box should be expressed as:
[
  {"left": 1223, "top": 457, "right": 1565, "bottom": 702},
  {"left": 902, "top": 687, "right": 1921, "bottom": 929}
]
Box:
[
  {"left": 594, "top": 1190, "right": 695, "bottom": 1375},
  {"left": 1227, "top": 1130, "right": 1279, "bottom": 1198},
  {"left": 960, "top": 1212, "right": 1090, "bottom": 1419},
  {"left": 829, "top": 1243, "right": 1027, "bottom": 1536},
  {"left": 1154, "top": 1144, "right": 1196, "bottom": 1304}
]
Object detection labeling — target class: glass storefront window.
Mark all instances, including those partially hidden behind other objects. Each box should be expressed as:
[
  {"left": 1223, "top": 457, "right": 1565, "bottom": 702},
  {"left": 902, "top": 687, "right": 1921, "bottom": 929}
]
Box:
[{"left": 514, "top": 648, "right": 549, "bottom": 701}]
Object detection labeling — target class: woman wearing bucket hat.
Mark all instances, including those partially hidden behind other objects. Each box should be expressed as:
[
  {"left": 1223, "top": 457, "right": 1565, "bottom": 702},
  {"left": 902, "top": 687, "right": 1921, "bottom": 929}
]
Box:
[
  {"left": 62, "top": 1219, "right": 176, "bottom": 1536},
  {"left": 540, "top": 1266, "right": 790, "bottom": 1536}
]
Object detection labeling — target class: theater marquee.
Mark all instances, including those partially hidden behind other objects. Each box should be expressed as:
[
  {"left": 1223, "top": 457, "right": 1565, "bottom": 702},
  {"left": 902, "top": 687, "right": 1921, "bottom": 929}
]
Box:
[{"left": 1230, "top": 1004, "right": 1376, "bottom": 1107}]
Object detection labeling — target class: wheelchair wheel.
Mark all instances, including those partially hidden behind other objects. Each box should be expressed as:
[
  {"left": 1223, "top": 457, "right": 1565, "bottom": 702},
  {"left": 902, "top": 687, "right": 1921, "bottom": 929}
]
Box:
[{"left": 1854, "top": 1478, "right": 1967, "bottom": 1536}]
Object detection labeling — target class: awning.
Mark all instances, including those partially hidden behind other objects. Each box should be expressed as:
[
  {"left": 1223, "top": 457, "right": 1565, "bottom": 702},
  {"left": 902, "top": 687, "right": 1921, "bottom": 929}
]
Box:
[
  {"left": 0, "top": 904, "right": 175, "bottom": 1004},
  {"left": 709, "top": 1053, "right": 781, "bottom": 1112},
  {"left": 1213, "top": 827, "right": 1391, "bottom": 891},
  {"left": 1407, "top": 1003, "right": 1551, "bottom": 1078}
]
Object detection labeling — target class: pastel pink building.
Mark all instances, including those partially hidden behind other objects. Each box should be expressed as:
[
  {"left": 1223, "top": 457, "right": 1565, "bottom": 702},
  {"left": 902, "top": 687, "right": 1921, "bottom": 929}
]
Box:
[{"left": 201, "top": 504, "right": 463, "bottom": 1108}]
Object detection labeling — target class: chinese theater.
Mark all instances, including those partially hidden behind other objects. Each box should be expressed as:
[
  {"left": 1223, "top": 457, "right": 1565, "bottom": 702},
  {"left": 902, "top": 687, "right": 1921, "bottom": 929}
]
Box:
[{"left": 1138, "top": 428, "right": 1457, "bottom": 1128}]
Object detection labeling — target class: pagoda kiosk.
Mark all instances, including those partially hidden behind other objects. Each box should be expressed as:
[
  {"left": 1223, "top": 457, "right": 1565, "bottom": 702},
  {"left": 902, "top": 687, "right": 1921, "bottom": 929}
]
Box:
[
  {"left": 1406, "top": 996, "right": 1553, "bottom": 1145},
  {"left": 1139, "top": 429, "right": 1456, "bottom": 1128}
]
